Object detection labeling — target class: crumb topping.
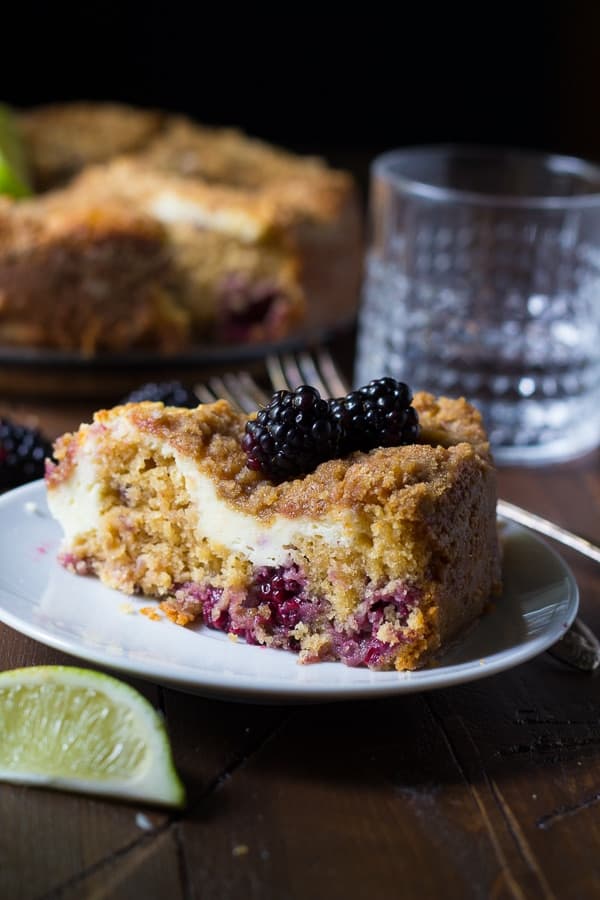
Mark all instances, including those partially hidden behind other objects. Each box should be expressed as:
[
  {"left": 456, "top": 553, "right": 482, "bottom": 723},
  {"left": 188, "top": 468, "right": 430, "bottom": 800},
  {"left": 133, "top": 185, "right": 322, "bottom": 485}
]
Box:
[{"left": 48, "top": 392, "right": 493, "bottom": 524}]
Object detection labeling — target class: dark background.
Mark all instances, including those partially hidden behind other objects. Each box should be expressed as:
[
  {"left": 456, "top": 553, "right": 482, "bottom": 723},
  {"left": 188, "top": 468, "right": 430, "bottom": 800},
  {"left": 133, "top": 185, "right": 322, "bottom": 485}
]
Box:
[{"left": 3, "top": 3, "right": 600, "bottom": 185}]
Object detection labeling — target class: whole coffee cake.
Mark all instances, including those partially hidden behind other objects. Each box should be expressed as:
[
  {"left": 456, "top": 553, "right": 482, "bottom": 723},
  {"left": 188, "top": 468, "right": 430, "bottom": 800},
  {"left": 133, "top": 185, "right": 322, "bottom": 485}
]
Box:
[{"left": 0, "top": 103, "right": 361, "bottom": 354}]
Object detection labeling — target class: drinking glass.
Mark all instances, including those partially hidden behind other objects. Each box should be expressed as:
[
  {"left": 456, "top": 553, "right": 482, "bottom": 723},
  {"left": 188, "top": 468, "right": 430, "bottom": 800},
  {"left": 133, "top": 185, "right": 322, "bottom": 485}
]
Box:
[{"left": 355, "top": 146, "right": 600, "bottom": 463}]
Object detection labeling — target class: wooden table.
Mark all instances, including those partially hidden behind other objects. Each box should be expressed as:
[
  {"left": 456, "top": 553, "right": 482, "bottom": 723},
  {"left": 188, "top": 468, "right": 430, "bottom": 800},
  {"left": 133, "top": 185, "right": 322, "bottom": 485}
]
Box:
[{"left": 0, "top": 394, "right": 599, "bottom": 900}]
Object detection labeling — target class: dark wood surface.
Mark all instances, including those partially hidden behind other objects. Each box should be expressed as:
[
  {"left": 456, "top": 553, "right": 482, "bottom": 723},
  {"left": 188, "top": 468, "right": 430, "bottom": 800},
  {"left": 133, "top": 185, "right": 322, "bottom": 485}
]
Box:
[{"left": 0, "top": 389, "right": 599, "bottom": 900}]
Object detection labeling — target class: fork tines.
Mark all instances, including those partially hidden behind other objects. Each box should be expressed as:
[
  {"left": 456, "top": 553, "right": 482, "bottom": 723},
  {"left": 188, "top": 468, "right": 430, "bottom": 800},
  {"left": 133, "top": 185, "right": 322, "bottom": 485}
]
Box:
[
  {"left": 266, "top": 349, "right": 349, "bottom": 400},
  {"left": 194, "top": 347, "right": 350, "bottom": 414}
]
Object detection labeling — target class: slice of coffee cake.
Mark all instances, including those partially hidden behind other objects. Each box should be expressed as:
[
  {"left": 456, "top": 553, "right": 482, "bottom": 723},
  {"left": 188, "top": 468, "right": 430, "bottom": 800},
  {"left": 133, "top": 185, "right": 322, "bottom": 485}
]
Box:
[
  {"left": 68, "top": 160, "right": 306, "bottom": 342},
  {"left": 46, "top": 391, "right": 501, "bottom": 671},
  {"left": 0, "top": 197, "right": 187, "bottom": 354}
]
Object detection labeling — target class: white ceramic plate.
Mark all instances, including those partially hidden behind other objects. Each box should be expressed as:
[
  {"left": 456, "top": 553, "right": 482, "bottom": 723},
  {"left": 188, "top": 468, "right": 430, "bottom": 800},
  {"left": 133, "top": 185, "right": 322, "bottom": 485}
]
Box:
[{"left": 0, "top": 481, "right": 579, "bottom": 703}]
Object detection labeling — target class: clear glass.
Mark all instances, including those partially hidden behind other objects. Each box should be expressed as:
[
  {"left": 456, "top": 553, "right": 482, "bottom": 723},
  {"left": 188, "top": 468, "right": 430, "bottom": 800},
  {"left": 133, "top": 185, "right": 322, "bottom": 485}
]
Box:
[{"left": 355, "top": 146, "right": 600, "bottom": 464}]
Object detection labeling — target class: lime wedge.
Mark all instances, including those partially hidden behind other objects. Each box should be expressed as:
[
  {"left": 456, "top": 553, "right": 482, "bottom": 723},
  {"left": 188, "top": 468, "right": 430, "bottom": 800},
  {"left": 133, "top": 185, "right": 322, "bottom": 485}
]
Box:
[
  {"left": 0, "top": 666, "right": 185, "bottom": 808},
  {"left": 0, "top": 104, "right": 32, "bottom": 197}
]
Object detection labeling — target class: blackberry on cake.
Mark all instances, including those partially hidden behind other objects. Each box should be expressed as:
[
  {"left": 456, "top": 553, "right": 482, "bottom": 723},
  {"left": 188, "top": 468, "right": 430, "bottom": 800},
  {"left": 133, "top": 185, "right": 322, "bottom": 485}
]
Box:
[
  {"left": 243, "top": 385, "right": 342, "bottom": 482},
  {"left": 329, "top": 377, "right": 419, "bottom": 454},
  {"left": 46, "top": 392, "right": 501, "bottom": 671},
  {"left": 243, "top": 379, "right": 420, "bottom": 481},
  {"left": 122, "top": 381, "right": 199, "bottom": 409}
]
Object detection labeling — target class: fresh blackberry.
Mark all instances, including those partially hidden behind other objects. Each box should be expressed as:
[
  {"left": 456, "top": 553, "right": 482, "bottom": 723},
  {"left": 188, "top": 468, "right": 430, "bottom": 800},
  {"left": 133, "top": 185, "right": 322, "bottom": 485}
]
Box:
[
  {"left": 121, "top": 381, "right": 199, "bottom": 408},
  {"left": 0, "top": 419, "right": 53, "bottom": 492},
  {"left": 242, "top": 385, "right": 341, "bottom": 482},
  {"left": 329, "top": 377, "right": 419, "bottom": 453}
]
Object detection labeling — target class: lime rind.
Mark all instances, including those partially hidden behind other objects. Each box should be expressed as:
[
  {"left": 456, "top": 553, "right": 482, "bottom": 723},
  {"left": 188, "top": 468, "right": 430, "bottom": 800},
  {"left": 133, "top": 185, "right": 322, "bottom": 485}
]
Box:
[
  {"left": 0, "top": 104, "right": 32, "bottom": 198},
  {"left": 0, "top": 666, "right": 185, "bottom": 808}
]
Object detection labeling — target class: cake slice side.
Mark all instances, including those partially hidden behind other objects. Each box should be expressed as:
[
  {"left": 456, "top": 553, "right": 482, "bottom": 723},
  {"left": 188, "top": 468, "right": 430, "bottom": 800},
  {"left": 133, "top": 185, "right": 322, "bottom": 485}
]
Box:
[{"left": 0, "top": 198, "right": 189, "bottom": 354}]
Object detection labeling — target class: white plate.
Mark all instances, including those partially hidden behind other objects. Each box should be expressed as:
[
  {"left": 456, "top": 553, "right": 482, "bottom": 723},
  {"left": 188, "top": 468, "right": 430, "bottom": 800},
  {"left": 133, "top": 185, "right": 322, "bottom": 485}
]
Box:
[{"left": 0, "top": 481, "right": 579, "bottom": 703}]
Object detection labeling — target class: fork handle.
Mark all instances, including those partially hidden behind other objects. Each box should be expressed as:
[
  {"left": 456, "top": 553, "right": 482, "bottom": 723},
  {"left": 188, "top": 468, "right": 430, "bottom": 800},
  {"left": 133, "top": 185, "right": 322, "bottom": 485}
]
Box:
[{"left": 497, "top": 499, "right": 600, "bottom": 564}]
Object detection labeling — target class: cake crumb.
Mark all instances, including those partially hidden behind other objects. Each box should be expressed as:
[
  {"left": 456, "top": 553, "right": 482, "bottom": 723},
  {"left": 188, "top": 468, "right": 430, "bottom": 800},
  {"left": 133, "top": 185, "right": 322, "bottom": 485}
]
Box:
[
  {"left": 24, "top": 501, "right": 40, "bottom": 515},
  {"left": 140, "top": 606, "right": 162, "bottom": 621},
  {"left": 119, "top": 602, "right": 135, "bottom": 615},
  {"left": 376, "top": 622, "right": 400, "bottom": 646},
  {"left": 160, "top": 601, "right": 195, "bottom": 626},
  {"left": 232, "top": 844, "right": 249, "bottom": 857},
  {"left": 292, "top": 622, "right": 309, "bottom": 640}
]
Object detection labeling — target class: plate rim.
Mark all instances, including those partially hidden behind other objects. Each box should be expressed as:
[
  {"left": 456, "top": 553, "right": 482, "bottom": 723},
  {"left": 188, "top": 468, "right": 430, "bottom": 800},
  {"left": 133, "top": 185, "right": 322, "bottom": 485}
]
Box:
[
  {"left": 0, "top": 481, "right": 580, "bottom": 702},
  {"left": 0, "top": 315, "right": 356, "bottom": 370}
]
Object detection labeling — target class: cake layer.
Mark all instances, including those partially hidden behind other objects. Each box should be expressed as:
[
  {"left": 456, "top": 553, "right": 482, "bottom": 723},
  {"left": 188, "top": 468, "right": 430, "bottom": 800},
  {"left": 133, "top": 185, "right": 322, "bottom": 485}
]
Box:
[{"left": 46, "top": 393, "right": 502, "bottom": 670}]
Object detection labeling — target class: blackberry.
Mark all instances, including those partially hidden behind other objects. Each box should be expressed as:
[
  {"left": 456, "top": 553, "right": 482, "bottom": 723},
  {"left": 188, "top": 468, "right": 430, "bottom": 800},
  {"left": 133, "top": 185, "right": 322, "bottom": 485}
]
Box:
[
  {"left": 121, "top": 381, "right": 199, "bottom": 408},
  {"left": 0, "top": 419, "right": 53, "bottom": 492},
  {"left": 329, "top": 377, "right": 419, "bottom": 453},
  {"left": 242, "top": 385, "right": 341, "bottom": 482}
]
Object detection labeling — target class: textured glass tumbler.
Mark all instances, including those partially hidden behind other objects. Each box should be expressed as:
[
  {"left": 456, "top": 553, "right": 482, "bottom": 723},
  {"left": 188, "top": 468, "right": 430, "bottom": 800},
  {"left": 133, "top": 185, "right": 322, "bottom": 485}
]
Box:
[{"left": 355, "top": 147, "right": 600, "bottom": 463}]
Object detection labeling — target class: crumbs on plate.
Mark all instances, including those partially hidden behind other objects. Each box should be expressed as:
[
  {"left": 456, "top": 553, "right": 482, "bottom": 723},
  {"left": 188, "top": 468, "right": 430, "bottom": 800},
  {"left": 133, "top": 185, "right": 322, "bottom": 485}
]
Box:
[{"left": 140, "top": 606, "right": 163, "bottom": 622}]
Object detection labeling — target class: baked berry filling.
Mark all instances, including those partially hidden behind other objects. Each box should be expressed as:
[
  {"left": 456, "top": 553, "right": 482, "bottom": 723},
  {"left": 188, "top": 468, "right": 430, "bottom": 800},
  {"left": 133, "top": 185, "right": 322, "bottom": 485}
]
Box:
[
  {"left": 58, "top": 551, "right": 95, "bottom": 576},
  {"left": 172, "top": 565, "right": 309, "bottom": 649},
  {"left": 169, "top": 565, "right": 421, "bottom": 670},
  {"left": 216, "top": 273, "right": 286, "bottom": 341},
  {"left": 331, "top": 585, "right": 420, "bottom": 668}
]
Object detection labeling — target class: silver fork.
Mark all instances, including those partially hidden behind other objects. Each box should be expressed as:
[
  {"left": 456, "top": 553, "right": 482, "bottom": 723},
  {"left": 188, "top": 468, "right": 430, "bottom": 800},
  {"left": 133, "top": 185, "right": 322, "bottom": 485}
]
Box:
[{"left": 195, "top": 348, "right": 600, "bottom": 671}]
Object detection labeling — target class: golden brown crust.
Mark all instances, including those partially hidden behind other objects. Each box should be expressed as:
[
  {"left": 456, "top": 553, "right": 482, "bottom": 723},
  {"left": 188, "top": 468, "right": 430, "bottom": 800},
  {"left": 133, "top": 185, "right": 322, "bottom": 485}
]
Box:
[
  {"left": 139, "top": 117, "right": 352, "bottom": 209},
  {"left": 20, "top": 105, "right": 360, "bottom": 229},
  {"left": 19, "top": 105, "right": 356, "bottom": 219},
  {"left": 49, "top": 393, "right": 494, "bottom": 521},
  {"left": 416, "top": 391, "right": 491, "bottom": 457},
  {"left": 0, "top": 192, "right": 163, "bottom": 250},
  {"left": 69, "top": 159, "right": 286, "bottom": 238},
  {"left": 18, "top": 102, "right": 165, "bottom": 189}
]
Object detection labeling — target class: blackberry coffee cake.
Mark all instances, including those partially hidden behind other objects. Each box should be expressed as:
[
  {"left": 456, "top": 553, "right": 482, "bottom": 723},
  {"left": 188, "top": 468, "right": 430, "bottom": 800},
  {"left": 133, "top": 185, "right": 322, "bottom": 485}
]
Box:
[{"left": 45, "top": 387, "right": 501, "bottom": 671}]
